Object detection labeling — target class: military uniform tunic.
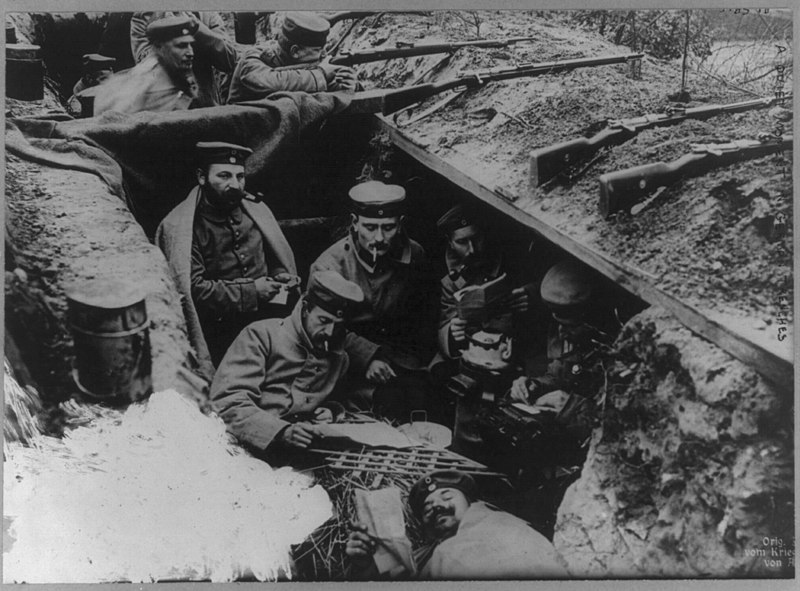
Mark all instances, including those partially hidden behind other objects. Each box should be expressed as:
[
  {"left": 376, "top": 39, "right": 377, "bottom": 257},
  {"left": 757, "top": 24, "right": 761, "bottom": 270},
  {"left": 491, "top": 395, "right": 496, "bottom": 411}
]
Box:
[
  {"left": 191, "top": 199, "right": 292, "bottom": 365},
  {"left": 228, "top": 41, "right": 329, "bottom": 103},
  {"left": 210, "top": 301, "right": 372, "bottom": 450},
  {"left": 310, "top": 232, "right": 434, "bottom": 371}
]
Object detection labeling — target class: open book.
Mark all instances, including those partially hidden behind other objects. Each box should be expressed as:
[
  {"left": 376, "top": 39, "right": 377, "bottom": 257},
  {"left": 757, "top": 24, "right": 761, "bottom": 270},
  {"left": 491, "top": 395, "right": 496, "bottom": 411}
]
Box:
[{"left": 454, "top": 272, "right": 511, "bottom": 322}]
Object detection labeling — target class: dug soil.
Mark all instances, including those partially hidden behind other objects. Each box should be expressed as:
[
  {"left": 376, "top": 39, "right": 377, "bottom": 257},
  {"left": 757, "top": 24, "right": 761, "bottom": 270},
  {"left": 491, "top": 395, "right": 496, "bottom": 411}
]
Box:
[{"left": 333, "top": 11, "right": 793, "bottom": 360}]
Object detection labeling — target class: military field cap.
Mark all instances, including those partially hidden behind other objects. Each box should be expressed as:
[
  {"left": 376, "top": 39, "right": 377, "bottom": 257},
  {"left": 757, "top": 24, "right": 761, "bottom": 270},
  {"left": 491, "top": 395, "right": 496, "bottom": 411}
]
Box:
[
  {"left": 282, "top": 11, "right": 330, "bottom": 48},
  {"left": 82, "top": 53, "right": 116, "bottom": 73},
  {"left": 540, "top": 260, "right": 594, "bottom": 321},
  {"left": 349, "top": 180, "right": 406, "bottom": 218},
  {"left": 409, "top": 470, "right": 477, "bottom": 517},
  {"left": 146, "top": 15, "right": 199, "bottom": 43},
  {"left": 306, "top": 270, "right": 364, "bottom": 319},
  {"left": 436, "top": 204, "right": 480, "bottom": 235},
  {"left": 195, "top": 141, "right": 253, "bottom": 167}
]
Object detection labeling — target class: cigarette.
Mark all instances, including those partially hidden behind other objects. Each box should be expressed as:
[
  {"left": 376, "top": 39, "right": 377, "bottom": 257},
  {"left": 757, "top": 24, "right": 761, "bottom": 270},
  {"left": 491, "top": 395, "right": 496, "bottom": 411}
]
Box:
[{"left": 323, "top": 340, "right": 329, "bottom": 352}]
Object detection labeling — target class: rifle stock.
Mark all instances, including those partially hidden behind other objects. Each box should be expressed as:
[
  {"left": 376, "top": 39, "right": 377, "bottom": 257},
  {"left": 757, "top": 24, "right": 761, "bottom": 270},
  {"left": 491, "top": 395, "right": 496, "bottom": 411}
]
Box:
[
  {"left": 599, "top": 136, "right": 792, "bottom": 218},
  {"left": 530, "top": 128, "right": 624, "bottom": 186},
  {"left": 533, "top": 95, "right": 784, "bottom": 186}
]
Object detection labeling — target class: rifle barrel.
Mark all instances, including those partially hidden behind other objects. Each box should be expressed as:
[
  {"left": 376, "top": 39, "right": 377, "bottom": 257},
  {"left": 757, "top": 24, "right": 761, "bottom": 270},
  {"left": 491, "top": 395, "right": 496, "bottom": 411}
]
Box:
[{"left": 599, "top": 135, "right": 792, "bottom": 217}]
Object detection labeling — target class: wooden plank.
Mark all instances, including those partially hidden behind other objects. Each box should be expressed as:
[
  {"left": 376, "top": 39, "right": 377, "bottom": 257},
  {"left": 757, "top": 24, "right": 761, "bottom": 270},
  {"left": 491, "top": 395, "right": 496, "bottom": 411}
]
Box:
[{"left": 373, "top": 116, "right": 793, "bottom": 394}]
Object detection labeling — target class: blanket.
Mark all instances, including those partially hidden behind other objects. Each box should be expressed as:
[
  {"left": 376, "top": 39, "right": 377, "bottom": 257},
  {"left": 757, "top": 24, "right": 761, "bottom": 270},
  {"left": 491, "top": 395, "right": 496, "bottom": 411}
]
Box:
[{"left": 6, "top": 91, "right": 352, "bottom": 237}]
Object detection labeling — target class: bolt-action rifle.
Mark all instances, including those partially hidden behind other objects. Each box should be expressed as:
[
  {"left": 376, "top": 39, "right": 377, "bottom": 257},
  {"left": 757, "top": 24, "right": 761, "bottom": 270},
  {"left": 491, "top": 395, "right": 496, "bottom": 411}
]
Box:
[
  {"left": 530, "top": 95, "right": 788, "bottom": 186},
  {"left": 346, "top": 53, "right": 644, "bottom": 116},
  {"left": 330, "top": 37, "right": 536, "bottom": 67},
  {"left": 598, "top": 134, "right": 792, "bottom": 218}
]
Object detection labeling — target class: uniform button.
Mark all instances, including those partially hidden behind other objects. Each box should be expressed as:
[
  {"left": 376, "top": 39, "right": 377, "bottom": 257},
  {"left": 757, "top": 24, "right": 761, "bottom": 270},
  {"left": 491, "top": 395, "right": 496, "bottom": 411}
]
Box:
[
  {"left": 243, "top": 266, "right": 248, "bottom": 272},
  {"left": 234, "top": 243, "right": 239, "bottom": 250},
  {"left": 235, "top": 231, "right": 240, "bottom": 237}
]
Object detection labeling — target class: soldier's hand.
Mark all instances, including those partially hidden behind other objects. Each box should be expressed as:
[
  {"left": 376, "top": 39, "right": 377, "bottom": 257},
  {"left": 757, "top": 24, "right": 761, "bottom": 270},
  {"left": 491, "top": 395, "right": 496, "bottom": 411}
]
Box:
[
  {"left": 273, "top": 272, "right": 301, "bottom": 290},
  {"left": 345, "top": 522, "right": 377, "bottom": 558},
  {"left": 319, "top": 62, "right": 339, "bottom": 83},
  {"left": 332, "top": 67, "right": 358, "bottom": 92},
  {"left": 255, "top": 277, "right": 282, "bottom": 303},
  {"left": 366, "top": 359, "right": 397, "bottom": 384},
  {"left": 508, "top": 287, "right": 529, "bottom": 313},
  {"left": 280, "top": 422, "right": 319, "bottom": 448},
  {"left": 313, "top": 407, "right": 333, "bottom": 424},
  {"left": 450, "top": 317, "right": 468, "bottom": 342},
  {"left": 510, "top": 376, "right": 536, "bottom": 404}
]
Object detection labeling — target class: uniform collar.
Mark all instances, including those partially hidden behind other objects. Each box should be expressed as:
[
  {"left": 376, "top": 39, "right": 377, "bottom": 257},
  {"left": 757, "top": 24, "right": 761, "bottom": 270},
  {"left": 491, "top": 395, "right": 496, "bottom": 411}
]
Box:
[{"left": 349, "top": 231, "right": 412, "bottom": 274}]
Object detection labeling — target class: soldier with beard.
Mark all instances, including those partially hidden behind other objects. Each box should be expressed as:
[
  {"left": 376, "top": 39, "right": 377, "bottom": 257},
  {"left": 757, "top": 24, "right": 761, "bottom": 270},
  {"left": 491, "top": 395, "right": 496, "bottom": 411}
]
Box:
[
  {"left": 210, "top": 270, "right": 377, "bottom": 453},
  {"left": 345, "top": 470, "right": 567, "bottom": 579},
  {"left": 156, "top": 142, "right": 299, "bottom": 374}
]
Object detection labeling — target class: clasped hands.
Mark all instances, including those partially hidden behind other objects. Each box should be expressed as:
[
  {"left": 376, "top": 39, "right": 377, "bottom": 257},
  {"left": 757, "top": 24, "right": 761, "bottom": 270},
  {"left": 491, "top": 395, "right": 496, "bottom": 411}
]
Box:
[{"left": 279, "top": 407, "right": 334, "bottom": 449}]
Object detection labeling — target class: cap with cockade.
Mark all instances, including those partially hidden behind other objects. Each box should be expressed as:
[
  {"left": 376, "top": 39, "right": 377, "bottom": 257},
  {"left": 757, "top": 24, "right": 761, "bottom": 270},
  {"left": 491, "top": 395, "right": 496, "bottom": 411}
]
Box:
[
  {"left": 436, "top": 204, "right": 480, "bottom": 236},
  {"left": 195, "top": 141, "right": 253, "bottom": 167},
  {"left": 349, "top": 180, "right": 406, "bottom": 218},
  {"left": 306, "top": 270, "right": 364, "bottom": 319},
  {"left": 540, "top": 260, "right": 594, "bottom": 323},
  {"left": 409, "top": 470, "right": 477, "bottom": 517},
  {"left": 282, "top": 11, "right": 330, "bottom": 48},
  {"left": 82, "top": 54, "right": 116, "bottom": 73},
  {"left": 146, "top": 15, "right": 199, "bottom": 43}
]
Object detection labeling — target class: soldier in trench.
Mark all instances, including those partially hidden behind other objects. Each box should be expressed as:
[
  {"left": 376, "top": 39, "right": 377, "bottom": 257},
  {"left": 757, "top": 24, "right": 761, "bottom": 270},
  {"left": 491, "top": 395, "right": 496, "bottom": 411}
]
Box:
[
  {"left": 155, "top": 141, "right": 300, "bottom": 375},
  {"left": 345, "top": 470, "right": 568, "bottom": 579},
  {"left": 309, "top": 180, "right": 440, "bottom": 423},
  {"left": 210, "top": 270, "right": 379, "bottom": 456},
  {"left": 227, "top": 11, "right": 357, "bottom": 103},
  {"left": 94, "top": 15, "right": 234, "bottom": 115}
]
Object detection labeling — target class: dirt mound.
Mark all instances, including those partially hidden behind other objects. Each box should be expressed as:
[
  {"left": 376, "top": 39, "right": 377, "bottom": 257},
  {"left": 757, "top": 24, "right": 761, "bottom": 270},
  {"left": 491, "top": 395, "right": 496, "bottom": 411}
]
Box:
[
  {"left": 334, "top": 11, "right": 792, "bottom": 363},
  {"left": 554, "top": 306, "right": 793, "bottom": 577}
]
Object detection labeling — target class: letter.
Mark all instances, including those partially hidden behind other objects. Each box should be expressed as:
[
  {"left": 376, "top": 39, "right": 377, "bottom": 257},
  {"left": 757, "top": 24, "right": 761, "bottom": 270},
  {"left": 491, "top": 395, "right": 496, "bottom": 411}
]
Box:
[{"left": 776, "top": 44, "right": 787, "bottom": 53}]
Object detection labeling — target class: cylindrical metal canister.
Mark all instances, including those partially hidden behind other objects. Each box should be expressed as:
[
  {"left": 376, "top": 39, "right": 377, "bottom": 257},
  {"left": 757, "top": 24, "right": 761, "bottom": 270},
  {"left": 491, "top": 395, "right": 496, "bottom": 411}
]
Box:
[
  {"left": 6, "top": 43, "right": 44, "bottom": 101},
  {"left": 66, "top": 281, "right": 152, "bottom": 405}
]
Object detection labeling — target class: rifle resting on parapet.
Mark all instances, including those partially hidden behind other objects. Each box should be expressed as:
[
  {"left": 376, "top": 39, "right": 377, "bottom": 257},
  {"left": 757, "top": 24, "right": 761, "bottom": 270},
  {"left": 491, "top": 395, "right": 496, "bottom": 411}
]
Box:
[
  {"left": 330, "top": 37, "right": 536, "bottom": 67},
  {"left": 530, "top": 95, "right": 789, "bottom": 186},
  {"left": 346, "top": 53, "right": 644, "bottom": 116},
  {"left": 598, "top": 134, "right": 793, "bottom": 218}
]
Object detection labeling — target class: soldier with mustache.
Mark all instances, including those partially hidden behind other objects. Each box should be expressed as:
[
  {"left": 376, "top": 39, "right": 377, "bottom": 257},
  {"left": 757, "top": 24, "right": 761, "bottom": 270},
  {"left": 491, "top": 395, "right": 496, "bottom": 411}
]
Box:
[
  {"left": 156, "top": 141, "right": 299, "bottom": 374},
  {"left": 309, "top": 181, "right": 437, "bottom": 421},
  {"left": 346, "top": 470, "right": 567, "bottom": 579}
]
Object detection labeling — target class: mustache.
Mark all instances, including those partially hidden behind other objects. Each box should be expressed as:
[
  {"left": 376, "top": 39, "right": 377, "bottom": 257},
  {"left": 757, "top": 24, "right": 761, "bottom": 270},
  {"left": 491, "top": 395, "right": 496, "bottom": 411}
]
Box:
[{"left": 429, "top": 506, "right": 455, "bottom": 520}]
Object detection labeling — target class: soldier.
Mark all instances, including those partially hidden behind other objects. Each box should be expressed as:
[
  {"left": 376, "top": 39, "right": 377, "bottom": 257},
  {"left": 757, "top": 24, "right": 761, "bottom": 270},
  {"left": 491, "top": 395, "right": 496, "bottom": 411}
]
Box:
[
  {"left": 130, "top": 11, "right": 238, "bottom": 107},
  {"left": 509, "top": 259, "right": 611, "bottom": 425},
  {"left": 433, "top": 204, "right": 533, "bottom": 368},
  {"left": 309, "top": 181, "right": 437, "bottom": 420},
  {"left": 95, "top": 16, "right": 228, "bottom": 115},
  {"left": 227, "top": 11, "right": 357, "bottom": 103},
  {"left": 346, "top": 470, "right": 568, "bottom": 579},
  {"left": 210, "top": 271, "right": 376, "bottom": 453},
  {"left": 155, "top": 141, "right": 299, "bottom": 376},
  {"left": 67, "top": 54, "right": 116, "bottom": 116}
]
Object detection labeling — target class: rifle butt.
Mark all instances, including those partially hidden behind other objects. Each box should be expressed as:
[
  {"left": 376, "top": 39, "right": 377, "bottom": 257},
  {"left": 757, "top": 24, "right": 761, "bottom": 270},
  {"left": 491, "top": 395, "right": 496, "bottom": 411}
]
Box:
[
  {"left": 530, "top": 128, "right": 628, "bottom": 186},
  {"left": 530, "top": 139, "right": 592, "bottom": 186},
  {"left": 598, "top": 162, "right": 678, "bottom": 218}
]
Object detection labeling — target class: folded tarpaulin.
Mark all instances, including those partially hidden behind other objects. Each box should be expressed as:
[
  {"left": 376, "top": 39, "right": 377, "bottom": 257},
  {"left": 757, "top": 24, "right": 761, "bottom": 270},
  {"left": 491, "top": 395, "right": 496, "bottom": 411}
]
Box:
[{"left": 5, "top": 91, "right": 352, "bottom": 237}]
